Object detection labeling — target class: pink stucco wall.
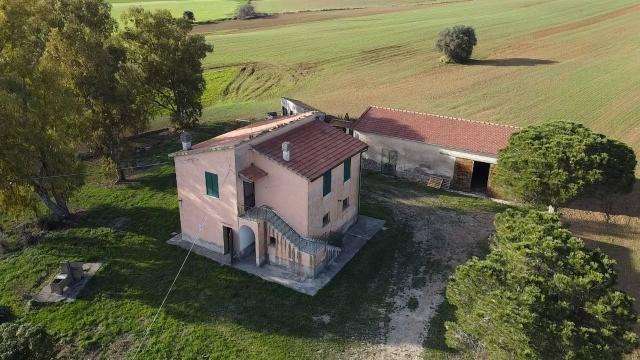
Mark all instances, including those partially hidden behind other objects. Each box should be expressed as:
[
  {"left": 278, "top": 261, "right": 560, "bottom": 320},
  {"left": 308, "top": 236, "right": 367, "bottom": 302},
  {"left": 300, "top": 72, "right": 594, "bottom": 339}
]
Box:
[
  {"left": 250, "top": 151, "right": 311, "bottom": 237},
  {"left": 308, "top": 153, "right": 361, "bottom": 237},
  {"left": 174, "top": 149, "right": 238, "bottom": 253}
]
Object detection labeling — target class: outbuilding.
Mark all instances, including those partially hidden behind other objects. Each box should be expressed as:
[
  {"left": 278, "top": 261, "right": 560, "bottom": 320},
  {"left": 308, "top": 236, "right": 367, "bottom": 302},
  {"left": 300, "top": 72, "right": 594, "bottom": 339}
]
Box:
[{"left": 352, "top": 106, "right": 519, "bottom": 196}]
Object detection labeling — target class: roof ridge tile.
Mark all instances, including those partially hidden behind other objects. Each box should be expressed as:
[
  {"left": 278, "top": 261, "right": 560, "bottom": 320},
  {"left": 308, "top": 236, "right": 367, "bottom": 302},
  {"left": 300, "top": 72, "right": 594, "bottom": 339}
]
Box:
[{"left": 367, "top": 105, "right": 520, "bottom": 130}]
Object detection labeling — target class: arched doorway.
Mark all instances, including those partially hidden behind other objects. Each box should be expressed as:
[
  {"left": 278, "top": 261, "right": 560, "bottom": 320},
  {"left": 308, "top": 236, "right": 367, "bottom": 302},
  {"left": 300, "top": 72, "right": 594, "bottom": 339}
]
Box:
[{"left": 238, "top": 225, "right": 255, "bottom": 257}]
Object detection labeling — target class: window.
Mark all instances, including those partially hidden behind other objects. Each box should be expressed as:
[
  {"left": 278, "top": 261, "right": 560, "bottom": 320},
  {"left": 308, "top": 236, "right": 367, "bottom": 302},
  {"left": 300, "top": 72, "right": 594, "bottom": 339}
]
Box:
[
  {"left": 205, "top": 172, "right": 219, "bottom": 198},
  {"left": 322, "top": 213, "right": 330, "bottom": 227},
  {"left": 323, "top": 171, "right": 332, "bottom": 196},
  {"left": 269, "top": 236, "right": 276, "bottom": 247},
  {"left": 343, "top": 158, "right": 351, "bottom": 182},
  {"left": 342, "top": 197, "right": 349, "bottom": 211}
]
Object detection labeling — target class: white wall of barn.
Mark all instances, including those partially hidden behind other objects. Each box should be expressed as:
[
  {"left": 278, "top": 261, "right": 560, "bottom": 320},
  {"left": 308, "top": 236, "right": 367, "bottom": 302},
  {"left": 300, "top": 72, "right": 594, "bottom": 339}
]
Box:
[{"left": 354, "top": 131, "right": 497, "bottom": 181}]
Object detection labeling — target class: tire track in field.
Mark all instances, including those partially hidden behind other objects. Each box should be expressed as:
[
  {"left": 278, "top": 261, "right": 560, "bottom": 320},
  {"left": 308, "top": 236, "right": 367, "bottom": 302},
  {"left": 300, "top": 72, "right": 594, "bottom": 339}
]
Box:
[{"left": 532, "top": 3, "right": 640, "bottom": 39}]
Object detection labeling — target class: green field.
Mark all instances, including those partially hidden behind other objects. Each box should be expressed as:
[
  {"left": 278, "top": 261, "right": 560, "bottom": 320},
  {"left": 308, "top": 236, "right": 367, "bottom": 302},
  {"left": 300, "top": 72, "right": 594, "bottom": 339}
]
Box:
[
  {"left": 108, "top": 0, "right": 426, "bottom": 22},
  {"left": 196, "top": 0, "right": 640, "bottom": 166},
  {"left": 109, "top": 0, "right": 243, "bottom": 22}
]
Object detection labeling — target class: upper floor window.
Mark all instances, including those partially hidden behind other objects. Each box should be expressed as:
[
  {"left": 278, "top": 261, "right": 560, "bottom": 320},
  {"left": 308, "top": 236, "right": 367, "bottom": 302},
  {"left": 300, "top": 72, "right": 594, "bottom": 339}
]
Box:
[
  {"left": 323, "top": 170, "right": 332, "bottom": 196},
  {"left": 343, "top": 158, "right": 351, "bottom": 182},
  {"left": 342, "top": 197, "right": 349, "bottom": 211},
  {"left": 205, "top": 172, "right": 219, "bottom": 198}
]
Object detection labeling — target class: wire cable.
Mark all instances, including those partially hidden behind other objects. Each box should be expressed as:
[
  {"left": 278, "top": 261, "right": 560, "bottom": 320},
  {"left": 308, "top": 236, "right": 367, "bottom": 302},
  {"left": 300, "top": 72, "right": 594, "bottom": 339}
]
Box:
[{"left": 130, "top": 218, "right": 205, "bottom": 359}]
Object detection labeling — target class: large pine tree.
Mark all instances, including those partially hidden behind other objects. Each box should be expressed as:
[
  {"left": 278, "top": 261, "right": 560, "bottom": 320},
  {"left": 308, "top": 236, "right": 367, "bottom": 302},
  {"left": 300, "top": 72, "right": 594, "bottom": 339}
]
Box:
[{"left": 446, "top": 209, "right": 638, "bottom": 359}]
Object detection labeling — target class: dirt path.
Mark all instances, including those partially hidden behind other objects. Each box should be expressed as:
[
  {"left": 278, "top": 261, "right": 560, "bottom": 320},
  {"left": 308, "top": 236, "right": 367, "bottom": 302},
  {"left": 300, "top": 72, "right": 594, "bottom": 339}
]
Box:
[{"left": 343, "top": 191, "right": 495, "bottom": 359}]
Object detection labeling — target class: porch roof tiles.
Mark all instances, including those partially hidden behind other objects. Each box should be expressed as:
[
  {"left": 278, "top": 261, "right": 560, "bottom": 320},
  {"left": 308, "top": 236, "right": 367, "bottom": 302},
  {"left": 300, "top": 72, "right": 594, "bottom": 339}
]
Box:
[{"left": 238, "top": 164, "right": 268, "bottom": 182}]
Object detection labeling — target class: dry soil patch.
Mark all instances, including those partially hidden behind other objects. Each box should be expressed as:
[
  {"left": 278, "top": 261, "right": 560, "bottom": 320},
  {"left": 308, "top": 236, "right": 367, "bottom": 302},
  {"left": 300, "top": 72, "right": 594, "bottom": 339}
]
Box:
[{"left": 343, "top": 190, "right": 495, "bottom": 359}]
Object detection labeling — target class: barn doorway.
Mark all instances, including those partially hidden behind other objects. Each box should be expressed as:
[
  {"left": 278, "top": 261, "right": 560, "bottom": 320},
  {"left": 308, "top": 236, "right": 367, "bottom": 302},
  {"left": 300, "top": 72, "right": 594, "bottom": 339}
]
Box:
[{"left": 470, "top": 161, "right": 490, "bottom": 193}]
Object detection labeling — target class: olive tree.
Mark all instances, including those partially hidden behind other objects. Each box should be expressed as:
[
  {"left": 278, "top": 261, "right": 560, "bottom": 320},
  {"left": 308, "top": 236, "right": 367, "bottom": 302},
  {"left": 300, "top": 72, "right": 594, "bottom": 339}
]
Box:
[
  {"left": 434, "top": 25, "right": 477, "bottom": 63},
  {"left": 0, "top": 0, "right": 86, "bottom": 219},
  {"left": 493, "top": 121, "right": 636, "bottom": 209},
  {"left": 237, "top": 3, "right": 257, "bottom": 20},
  {"left": 120, "top": 8, "right": 213, "bottom": 129},
  {"left": 446, "top": 209, "right": 638, "bottom": 359}
]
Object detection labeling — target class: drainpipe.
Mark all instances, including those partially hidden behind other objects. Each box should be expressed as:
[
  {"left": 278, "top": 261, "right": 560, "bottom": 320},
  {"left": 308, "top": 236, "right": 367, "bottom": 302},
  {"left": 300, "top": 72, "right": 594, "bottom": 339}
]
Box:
[{"left": 357, "top": 152, "right": 363, "bottom": 217}]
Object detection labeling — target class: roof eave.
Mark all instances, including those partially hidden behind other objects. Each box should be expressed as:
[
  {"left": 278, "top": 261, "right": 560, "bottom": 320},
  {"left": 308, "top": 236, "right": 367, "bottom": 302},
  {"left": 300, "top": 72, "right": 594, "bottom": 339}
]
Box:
[
  {"left": 352, "top": 129, "right": 500, "bottom": 158},
  {"left": 168, "top": 144, "right": 235, "bottom": 158}
]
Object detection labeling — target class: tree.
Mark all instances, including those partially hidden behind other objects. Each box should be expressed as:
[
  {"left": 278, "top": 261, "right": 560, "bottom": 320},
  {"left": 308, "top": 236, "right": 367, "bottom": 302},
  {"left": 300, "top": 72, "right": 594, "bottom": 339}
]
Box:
[
  {"left": 434, "top": 25, "right": 477, "bottom": 63},
  {"left": 446, "top": 209, "right": 638, "bottom": 359},
  {"left": 120, "top": 8, "right": 213, "bottom": 129},
  {"left": 0, "top": 323, "right": 56, "bottom": 360},
  {"left": 237, "top": 3, "right": 257, "bottom": 20},
  {"left": 493, "top": 121, "right": 636, "bottom": 208},
  {"left": 52, "top": 0, "right": 153, "bottom": 182},
  {"left": 0, "top": 0, "right": 86, "bottom": 219},
  {"left": 183, "top": 10, "right": 195, "bottom": 21}
]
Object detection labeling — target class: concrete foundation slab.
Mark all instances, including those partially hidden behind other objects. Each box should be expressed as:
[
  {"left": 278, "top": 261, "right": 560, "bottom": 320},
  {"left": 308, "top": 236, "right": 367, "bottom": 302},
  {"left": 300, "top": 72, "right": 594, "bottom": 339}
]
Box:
[
  {"left": 166, "top": 215, "right": 384, "bottom": 295},
  {"left": 33, "top": 263, "right": 102, "bottom": 304}
]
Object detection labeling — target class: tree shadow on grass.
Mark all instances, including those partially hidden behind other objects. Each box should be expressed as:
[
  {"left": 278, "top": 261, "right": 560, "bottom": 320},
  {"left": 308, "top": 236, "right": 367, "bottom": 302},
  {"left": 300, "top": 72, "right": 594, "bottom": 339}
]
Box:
[
  {"left": 29, "top": 173, "right": 500, "bottom": 354},
  {"left": 581, "top": 237, "right": 640, "bottom": 335},
  {"left": 127, "top": 168, "right": 178, "bottom": 194},
  {"left": 567, "top": 180, "right": 640, "bottom": 218},
  {"left": 467, "top": 58, "right": 558, "bottom": 66},
  {"left": 62, "top": 197, "right": 419, "bottom": 345}
]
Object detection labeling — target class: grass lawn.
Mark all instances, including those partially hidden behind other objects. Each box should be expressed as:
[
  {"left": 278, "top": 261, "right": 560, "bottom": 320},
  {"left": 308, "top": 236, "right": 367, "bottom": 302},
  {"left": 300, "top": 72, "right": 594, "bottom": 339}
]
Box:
[
  {"left": 195, "top": 0, "right": 640, "bottom": 169},
  {"left": 0, "top": 127, "right": 505, "bottom": 358}
]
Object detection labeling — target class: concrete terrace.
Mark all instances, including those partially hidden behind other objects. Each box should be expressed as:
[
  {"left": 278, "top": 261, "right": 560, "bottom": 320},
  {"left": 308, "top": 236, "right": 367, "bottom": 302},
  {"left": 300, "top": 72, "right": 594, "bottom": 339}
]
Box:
[{"left": 168, "top": 215, "right": 384, "bottom": 295}]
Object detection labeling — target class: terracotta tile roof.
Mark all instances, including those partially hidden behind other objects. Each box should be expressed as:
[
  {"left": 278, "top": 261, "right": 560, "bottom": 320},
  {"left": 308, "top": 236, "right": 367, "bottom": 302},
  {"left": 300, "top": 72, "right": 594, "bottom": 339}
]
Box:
[
  {"left": 353, "top": 106, "right": 519, "bottom": 156},
  {"left": 191, "top": 113, "right": 312, "bottom": 150},
  {"left": 253, "top": 120, "right": 368, "bottom": 180},
  {"left": 238, "top": 164, "right": 268, "bottom": 182}
]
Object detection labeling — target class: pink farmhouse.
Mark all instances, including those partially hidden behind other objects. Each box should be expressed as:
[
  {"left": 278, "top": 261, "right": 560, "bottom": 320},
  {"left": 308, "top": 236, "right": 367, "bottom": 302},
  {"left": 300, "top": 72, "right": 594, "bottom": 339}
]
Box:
[{"left": 169, "top": 112, "right": 368, "bottom": 279}]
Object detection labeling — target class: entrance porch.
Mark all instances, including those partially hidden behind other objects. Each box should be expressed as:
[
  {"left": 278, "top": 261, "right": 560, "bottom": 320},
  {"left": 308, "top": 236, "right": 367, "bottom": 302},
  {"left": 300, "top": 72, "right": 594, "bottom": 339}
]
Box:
[{"left": 167, "top": 215, "right": 384, "bottom": 295}]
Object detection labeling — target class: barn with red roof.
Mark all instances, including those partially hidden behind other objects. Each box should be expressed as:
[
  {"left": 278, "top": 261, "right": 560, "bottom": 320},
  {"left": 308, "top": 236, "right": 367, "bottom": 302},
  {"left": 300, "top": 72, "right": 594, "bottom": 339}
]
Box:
[{"left": 352, "top": 106, "right": 519, "bottom": 194}]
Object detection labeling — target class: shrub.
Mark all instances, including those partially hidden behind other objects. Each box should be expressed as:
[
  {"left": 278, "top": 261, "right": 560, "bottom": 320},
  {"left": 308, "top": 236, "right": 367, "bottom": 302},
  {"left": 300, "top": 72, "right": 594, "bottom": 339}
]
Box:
[
  {"left": 0, "top": 323, "right": 56, "bottom": 360},
  {"left": 183, "top": 11, "right": 195, "bottom": 21},
  {"left": 434, "top": 25, "right": 477, "bottom": 63},
  {"left": 445, "top": 209, "right": 639, "bottom": 359},
  {"left": 237, "top": 3, "right": 257, "bottom": 20}
]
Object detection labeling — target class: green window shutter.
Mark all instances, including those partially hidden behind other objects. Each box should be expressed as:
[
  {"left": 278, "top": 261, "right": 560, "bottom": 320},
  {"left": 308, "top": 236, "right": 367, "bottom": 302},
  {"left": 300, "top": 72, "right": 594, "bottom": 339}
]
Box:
[
  {"left": 205, "top": 172, "right": 219, "bottom": 198},
  {"left": 323, "top": 171, "right": 332, "bottom": 196},
  {"left": 343, "top": 158, "right": 351, "bottom": 182}
]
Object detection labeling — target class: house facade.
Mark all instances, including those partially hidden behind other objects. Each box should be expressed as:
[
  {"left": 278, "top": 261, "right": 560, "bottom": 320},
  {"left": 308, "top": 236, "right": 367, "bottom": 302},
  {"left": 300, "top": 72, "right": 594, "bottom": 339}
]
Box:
[
  {"left": 352, "top": 106, "right": 518, "bottom": 196},
  {"left": 170, "top": 112, "right": 367, "bottom": 278}
]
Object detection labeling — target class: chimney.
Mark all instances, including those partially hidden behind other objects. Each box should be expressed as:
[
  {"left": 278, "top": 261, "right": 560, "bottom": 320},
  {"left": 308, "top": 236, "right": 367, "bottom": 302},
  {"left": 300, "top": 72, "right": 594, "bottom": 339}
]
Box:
[
  {"left": 180, "top": 132, "right": 192, "bottom": 151},
  {"left": 282, "top": 141, "right": 291, "bottom": 161}
]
